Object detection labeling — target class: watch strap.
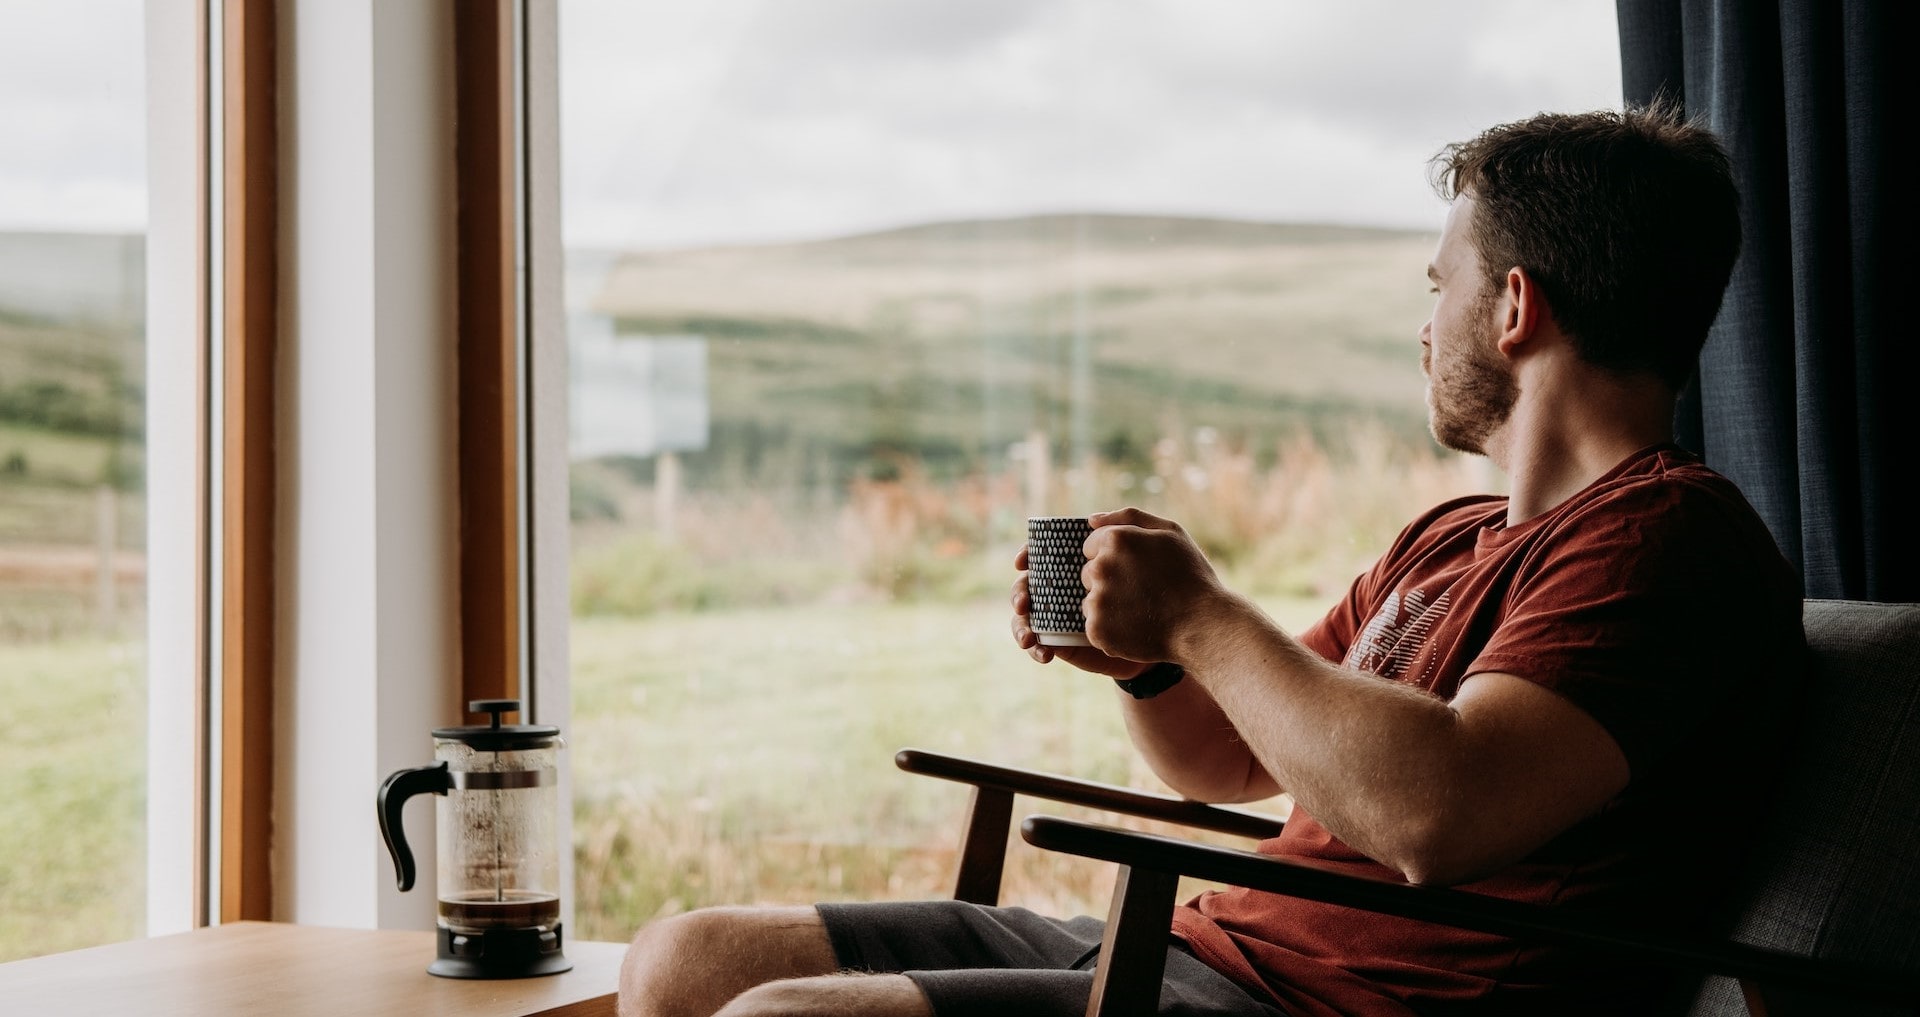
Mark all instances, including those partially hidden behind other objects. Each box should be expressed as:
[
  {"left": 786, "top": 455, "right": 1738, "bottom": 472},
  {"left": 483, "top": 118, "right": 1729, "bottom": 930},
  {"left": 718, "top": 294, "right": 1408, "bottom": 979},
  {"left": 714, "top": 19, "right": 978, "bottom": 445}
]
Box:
[{"left": 1114, "top": 661, "right": 1185, "bottom": 700}]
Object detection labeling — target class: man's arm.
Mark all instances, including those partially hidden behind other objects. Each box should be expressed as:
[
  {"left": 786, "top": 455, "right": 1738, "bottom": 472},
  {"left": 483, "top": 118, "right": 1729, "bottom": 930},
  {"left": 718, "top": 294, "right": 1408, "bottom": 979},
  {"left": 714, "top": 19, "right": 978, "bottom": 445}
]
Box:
[
  {"left": 1075, "top": 508, "right": 1630, "bottom": 887},
  {"left": 1170, "top": 604, "right": 1628, "bottom": 885},
  {"left": 1011, "top": 547, "right": 1279, "bottom": 803}
]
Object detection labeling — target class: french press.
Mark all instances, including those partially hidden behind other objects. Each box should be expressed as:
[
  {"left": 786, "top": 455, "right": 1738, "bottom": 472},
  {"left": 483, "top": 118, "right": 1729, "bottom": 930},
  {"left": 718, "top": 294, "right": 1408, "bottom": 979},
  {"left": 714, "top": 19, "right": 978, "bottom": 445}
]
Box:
[{"left": 378, "top": 699, "right": 572, "bottom": 978}]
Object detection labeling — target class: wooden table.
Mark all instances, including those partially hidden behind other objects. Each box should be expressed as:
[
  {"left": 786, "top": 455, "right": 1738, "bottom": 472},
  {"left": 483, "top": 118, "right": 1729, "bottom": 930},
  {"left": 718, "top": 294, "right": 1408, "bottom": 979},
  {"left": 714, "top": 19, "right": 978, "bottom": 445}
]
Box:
[{"left": 0, "top": 921, "right": 629, "bottom": 1016}]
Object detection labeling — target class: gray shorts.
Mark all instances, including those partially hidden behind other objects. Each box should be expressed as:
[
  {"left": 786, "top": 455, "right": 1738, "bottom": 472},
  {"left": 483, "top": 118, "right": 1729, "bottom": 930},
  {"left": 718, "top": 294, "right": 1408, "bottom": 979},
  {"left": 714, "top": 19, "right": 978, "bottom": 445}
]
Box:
[{"left": 815, "top": 900, "right": 1286, "bottom": 1017}]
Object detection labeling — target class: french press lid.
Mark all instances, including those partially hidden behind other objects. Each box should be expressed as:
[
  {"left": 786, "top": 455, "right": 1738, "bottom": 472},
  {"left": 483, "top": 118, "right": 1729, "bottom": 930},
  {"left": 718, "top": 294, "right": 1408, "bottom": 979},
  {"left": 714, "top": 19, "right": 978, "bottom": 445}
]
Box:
[{"left": 433, "top": 699, "right": 560, "bottom": 752}]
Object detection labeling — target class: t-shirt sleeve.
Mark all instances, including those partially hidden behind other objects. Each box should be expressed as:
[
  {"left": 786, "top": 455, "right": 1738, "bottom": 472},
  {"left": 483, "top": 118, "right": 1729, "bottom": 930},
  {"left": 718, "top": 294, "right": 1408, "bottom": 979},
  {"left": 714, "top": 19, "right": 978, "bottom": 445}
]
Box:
[
  {"left": 1467, "top": 477, "right": 1799, "bottom": 778},
  {"left": 1298, "top": 572, "right": 1368, "bottom": 665},
  {"left": 1301, "top": 496, "right": 1502, "bottom": 666}
]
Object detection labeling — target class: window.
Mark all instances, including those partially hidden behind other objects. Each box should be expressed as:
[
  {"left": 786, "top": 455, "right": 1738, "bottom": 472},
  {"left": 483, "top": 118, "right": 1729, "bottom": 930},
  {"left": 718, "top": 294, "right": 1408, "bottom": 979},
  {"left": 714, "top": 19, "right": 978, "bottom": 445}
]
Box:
[
  {"left": 555, "top": 0, "right": 1619, "bottom": 938},
  {"left": 0, "top": 0, "right": 157, "bottom": 960}
]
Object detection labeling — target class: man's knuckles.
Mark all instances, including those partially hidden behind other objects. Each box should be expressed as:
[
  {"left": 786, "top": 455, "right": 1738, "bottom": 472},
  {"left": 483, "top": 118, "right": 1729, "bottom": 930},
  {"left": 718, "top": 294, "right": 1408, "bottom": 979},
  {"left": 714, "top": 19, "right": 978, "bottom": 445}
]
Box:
[
  {"left": 1084, "top": 613, "right": 1154, "bottom": 661},
  {"left": 1081, "top": 555, "right": 1121, "bottom": 587},
  {"left": 1098, "top": 506, "right": 1184, "bottom": 533}
]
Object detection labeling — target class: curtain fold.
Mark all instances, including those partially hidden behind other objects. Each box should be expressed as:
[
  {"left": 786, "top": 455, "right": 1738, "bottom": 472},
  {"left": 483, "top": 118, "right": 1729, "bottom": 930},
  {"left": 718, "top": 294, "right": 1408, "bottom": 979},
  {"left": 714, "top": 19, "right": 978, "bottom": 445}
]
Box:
[{"left": 1616, "top": 0, "right": 1917, "bottom": 601}]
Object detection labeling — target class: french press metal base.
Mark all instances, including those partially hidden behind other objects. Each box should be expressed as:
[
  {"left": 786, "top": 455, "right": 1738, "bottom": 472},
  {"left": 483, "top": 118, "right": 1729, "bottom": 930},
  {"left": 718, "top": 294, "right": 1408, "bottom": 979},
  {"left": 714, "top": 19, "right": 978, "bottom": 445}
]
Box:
[{"left": 429, "top": 922, "right": 575, "bottom": 979}]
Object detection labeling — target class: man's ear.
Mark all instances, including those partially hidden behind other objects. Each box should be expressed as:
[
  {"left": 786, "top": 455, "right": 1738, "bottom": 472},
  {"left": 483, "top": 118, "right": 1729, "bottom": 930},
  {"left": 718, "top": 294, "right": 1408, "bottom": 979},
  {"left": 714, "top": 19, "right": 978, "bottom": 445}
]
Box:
[{"left": 1495, "top": 266, "right": 1545, "bottom": 357}]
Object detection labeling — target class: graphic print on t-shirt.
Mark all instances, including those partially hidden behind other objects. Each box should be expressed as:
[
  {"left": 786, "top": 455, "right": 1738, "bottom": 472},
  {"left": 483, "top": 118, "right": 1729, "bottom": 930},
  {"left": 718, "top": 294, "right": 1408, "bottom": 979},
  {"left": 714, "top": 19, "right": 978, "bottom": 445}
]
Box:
[{"left": 1345, "top": 586, "right": 1452, "bottom": 681}]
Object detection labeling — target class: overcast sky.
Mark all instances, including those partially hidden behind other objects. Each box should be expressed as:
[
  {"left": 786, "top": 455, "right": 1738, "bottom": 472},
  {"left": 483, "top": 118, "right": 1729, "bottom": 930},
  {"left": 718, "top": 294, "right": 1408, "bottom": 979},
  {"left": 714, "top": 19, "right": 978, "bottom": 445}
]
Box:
[
  {"left": 0, "top": 0, "right": 146, "bottom": 233},
  {"left": 0, "top": 0, "right": 1620, "bottom": 244},
  {"left": 559, "top": 0, "right": 1622, "bottom": 250}
]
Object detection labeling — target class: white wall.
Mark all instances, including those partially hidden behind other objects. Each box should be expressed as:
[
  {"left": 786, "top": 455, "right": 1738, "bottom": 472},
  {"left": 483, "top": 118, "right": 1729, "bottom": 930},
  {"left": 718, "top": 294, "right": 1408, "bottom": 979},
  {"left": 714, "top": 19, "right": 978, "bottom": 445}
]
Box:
[
  {"left": 145, "top": 0, "right": 203, "bottom": 938},
  {"left": 274, "top": 0, "right": 459, "bottom": 930},
  {"left": 149, "top": 0, "right": 565, "bottom": 935},
  {"left": 525, "top": 0, "right": 575, "bottom": 933}
]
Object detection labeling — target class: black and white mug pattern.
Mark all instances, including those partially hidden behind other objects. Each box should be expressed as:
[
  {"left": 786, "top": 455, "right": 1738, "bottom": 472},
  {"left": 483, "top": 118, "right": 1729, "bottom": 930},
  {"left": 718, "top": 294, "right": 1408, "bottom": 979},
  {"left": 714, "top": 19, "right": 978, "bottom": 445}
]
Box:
[{"left": 1027, "top": 516, "right": 1092, "bottom": 647}]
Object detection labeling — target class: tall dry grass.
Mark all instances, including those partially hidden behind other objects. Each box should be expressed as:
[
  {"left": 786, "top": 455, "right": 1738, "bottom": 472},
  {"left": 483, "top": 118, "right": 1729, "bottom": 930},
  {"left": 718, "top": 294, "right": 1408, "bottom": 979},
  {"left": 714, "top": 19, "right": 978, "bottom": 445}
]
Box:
[
  {"left": 566, "top": 427, "right": 1499, "bottom": 940},
  {"left": 571, "top": 425, "right": 1495, "bottom": 616}
]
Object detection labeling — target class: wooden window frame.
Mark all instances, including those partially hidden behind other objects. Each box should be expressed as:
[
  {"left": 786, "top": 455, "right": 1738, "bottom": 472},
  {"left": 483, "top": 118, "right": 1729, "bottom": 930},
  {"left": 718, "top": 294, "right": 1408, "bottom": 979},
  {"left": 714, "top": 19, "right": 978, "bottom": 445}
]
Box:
[
  {"left": 212, "top": 0, "right": 536, "bottom": 921},
  {"left": 454, "top": 0, "right": 528, "bottom": 713},
  {"left": 218, "top": 0, "right": 276, "bottom": 923}
]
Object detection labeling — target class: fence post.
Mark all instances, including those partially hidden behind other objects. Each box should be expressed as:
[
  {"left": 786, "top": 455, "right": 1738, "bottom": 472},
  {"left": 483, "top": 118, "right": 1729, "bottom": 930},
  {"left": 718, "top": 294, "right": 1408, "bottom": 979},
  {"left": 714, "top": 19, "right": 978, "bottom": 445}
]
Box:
[{"left": 95, "top": 484, "right": 117, "bottom": 633}]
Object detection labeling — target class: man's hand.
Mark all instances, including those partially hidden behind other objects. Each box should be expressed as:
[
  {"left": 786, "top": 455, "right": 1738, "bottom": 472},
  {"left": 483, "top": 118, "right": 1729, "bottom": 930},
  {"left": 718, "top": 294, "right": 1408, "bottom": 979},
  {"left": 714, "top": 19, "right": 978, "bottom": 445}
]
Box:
[
  {"left": 1010, "top": 543, "right": 1147, "bottom": 679},
  {"left": 1080, "top": 507, "right": 1229, "bottom": 664},
  {"left": 1012, "top": 509, "right": 1275, "bottom": 804}
]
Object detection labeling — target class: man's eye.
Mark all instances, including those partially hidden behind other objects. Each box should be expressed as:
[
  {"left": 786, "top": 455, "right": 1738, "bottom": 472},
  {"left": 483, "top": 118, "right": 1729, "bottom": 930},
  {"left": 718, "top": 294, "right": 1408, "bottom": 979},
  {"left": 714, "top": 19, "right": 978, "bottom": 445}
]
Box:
[{"left": 1428, "top": 286, "right": 1440, "bottom": 294}]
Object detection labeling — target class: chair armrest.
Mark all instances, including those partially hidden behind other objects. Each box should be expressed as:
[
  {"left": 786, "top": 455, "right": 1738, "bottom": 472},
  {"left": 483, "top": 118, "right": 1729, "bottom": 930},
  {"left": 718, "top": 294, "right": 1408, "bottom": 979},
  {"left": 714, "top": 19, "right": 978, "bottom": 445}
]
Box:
[
  {"left": 1021, "top": 815, "right": 1920, "bottom": 1011},
  {"left": 896, "top": 748, "right": 1282, "bottom": 907},
  {"left": 895, "top": 748, "right": 1283, "bottom": 839}
]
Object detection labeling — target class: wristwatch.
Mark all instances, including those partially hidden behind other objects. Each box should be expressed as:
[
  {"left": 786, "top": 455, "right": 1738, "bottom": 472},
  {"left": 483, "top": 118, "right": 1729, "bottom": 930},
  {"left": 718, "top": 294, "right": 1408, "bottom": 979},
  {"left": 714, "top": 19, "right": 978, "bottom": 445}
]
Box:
[{"left": 1113, "top": 661, "right": 1185, "bottom": 700}]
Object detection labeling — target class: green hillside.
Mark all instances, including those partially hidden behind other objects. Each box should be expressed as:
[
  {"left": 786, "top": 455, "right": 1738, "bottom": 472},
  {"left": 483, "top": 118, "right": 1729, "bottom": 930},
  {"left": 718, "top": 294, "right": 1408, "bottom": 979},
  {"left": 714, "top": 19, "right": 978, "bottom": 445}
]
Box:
[
  {"left": 0, "top": 212, "right": 1445, "bottom": 524},
  {"left": 0, "top": 310, "right": 145, "bottom": 549},
  {"left": 588, "top": 213, "right": 1440, "bottom": 485}
]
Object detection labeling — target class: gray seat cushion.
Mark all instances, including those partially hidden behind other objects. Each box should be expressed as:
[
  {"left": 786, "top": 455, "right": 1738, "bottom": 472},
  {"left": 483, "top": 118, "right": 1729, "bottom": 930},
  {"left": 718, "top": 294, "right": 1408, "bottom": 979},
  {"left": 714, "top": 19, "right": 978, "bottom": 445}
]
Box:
[{"left": 1688, "top": 600, "right": 1920, "bottom": 1015}]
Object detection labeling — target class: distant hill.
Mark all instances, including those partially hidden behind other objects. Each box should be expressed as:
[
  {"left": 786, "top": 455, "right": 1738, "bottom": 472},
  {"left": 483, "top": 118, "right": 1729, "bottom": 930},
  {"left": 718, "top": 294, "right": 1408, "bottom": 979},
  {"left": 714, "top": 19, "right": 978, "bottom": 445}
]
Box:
[
  {"left": 0, "top": 232, "right": 147, "bottom": 549},
  {"left": 0, "top": 232, "right": 145, "bottom": 442},
  {"left": 2, "top": 215, "right": 1447, "bottom": 498},
  {"left": 583, "top": 212, "right": 1441, "bottom": 483},
  {"left": 770, "top": 213, "right": 1423, "bottom": 252},
  {"left": 0, "top": 232, "right": 145, "bottom": 447}
]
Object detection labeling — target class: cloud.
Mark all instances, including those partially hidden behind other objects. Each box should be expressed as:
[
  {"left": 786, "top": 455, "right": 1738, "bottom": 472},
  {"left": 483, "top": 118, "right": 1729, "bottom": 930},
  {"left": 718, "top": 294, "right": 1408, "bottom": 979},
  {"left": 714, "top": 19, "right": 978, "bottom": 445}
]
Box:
[
  {"left": 0, "top": 0, "right": 1621, "bottom": 243},
  {"left": 559, "top": 0, "right": 1621, "bottom": 250},
  {"left": 739, "top": 0, "right": 1066, "bottom": 66},
  {"left": 0, "top": 0, "right": 146, "bottom": 232}
]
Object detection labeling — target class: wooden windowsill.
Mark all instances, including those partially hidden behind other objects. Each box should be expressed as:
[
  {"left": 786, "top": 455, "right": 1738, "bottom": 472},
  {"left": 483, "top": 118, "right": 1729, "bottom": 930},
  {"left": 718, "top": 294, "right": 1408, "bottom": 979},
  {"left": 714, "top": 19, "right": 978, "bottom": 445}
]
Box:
[{"left": 0, "top": 921, "right": 627, "bottom": 1016}]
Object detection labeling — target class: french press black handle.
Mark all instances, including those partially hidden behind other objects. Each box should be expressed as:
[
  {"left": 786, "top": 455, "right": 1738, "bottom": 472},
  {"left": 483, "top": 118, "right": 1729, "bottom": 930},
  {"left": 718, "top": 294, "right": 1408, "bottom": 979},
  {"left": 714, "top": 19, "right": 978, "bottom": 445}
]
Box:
[{"left": 377, "top": 762, "right": 451, "bottom": 892}]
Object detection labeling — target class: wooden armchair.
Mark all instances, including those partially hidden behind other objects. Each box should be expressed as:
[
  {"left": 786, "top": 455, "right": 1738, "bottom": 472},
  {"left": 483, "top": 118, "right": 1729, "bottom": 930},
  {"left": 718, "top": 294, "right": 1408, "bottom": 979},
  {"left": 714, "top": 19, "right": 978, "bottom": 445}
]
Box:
[{"left": 897, "top": 600, "right": 1920, "bottom": 1017}]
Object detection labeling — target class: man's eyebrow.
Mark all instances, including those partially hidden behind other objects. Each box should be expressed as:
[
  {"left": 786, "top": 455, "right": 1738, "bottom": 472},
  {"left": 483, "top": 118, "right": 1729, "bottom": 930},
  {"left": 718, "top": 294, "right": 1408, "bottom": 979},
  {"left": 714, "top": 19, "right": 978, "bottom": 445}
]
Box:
[{"left": 1426, "top": 264, "right": 1441, "bottom": 282}]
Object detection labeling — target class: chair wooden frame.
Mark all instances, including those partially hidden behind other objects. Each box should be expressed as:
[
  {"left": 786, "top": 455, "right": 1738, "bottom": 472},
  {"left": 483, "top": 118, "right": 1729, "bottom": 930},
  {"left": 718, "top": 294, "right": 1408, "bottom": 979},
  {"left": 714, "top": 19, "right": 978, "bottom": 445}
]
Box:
[{"left": 896, "top": 748, "right": 1920, "bottom": 1017}]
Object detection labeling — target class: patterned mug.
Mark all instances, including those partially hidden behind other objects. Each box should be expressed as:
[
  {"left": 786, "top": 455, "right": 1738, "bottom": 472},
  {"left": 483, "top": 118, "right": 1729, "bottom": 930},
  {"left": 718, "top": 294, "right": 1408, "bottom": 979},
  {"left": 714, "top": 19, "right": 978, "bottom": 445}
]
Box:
[{"left": 1026, "top": 516, "right": 1093, "bottom": 647}]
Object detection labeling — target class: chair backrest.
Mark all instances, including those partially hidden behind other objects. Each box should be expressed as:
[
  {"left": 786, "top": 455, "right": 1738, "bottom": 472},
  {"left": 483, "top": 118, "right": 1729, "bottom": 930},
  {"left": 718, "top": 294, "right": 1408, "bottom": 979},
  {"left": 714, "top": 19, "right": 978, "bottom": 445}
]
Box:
[{"left": 1689, "top": 600, "right": 1920, "bottom": 1016}]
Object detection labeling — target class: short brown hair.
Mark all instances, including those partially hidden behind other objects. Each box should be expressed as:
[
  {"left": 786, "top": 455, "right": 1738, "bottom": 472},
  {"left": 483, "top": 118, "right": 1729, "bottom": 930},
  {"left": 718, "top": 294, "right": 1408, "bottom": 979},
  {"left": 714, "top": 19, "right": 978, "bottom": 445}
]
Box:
[{"left": 1431, "top": 100, "right": 1741, "bottom": 389}]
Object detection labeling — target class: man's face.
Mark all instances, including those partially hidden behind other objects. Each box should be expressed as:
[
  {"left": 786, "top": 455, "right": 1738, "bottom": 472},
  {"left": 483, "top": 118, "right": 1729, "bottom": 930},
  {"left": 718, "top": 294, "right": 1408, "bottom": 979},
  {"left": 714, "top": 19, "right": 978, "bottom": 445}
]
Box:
[{"left": 1420, "top": 195, "right": 1517, "bottom": 455}]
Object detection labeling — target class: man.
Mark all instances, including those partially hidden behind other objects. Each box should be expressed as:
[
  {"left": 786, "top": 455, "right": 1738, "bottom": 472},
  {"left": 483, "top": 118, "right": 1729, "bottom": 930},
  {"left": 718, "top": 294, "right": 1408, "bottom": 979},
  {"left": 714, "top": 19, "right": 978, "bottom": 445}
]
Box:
[{"left": 618, "top": 104, "right": 1804, "bottom": 1017}]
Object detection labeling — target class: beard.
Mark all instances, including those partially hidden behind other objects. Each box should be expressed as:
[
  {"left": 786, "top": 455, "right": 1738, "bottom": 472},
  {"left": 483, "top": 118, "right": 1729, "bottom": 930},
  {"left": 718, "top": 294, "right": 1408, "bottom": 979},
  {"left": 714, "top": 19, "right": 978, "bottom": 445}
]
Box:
[{"left": 1426, "top": 310, "right": 1518, "bottom": 455}]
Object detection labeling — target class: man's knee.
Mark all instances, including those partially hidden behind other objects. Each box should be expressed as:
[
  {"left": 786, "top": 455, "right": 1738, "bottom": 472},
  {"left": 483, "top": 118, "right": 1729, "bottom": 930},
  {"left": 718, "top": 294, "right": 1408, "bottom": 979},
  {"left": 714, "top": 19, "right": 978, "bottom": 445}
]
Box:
[
  {"left": 621, "top": 908, "right": 753, "bottom": 1014},
  {"left": 619, "top": 906, "right": 837, "bottom": 1017},
  {"left": 713, "top": 974, "right": 933, "bottom": 1017},
  {"left": 627, "top": 906, "right": 746, "bottom": 968}
]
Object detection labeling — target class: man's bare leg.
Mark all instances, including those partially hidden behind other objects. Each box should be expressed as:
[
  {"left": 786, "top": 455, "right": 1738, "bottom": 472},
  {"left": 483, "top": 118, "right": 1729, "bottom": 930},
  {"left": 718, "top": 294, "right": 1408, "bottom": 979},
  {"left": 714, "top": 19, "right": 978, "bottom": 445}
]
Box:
[{"left": 619, "top": 905, "right": 935, "bottom": 1017}]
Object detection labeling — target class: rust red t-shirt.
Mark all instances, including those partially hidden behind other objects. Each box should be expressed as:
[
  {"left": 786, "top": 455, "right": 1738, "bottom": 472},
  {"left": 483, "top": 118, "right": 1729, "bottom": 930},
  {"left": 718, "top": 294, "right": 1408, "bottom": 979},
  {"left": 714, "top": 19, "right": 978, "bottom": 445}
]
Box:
[{"left": 1169, "top": 444, "right": 1805, "bottom": 1016}]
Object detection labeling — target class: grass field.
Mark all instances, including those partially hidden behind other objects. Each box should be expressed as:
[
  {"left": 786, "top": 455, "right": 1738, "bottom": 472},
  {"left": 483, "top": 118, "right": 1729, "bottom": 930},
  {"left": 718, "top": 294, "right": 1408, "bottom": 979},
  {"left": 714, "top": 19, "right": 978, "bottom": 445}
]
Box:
[
  {"left": 569, "top": 594, "right": 1322, "bottom": 943},
  {"left": 0, "top": 638, "right": 146, "bottom": 961},
  {"left": 0, "top": 595, "right": 1322, "bottom": 960},
  {"left": 0, "top": 423, "right": 1482, "bottom": 959}
]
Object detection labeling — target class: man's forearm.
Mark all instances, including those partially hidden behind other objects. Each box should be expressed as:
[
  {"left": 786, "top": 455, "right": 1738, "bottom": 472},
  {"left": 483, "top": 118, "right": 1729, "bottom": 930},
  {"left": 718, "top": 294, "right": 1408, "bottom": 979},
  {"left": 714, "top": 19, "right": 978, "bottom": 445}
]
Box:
[
  {"left": 1167, "top": 593, "right": 1470, "bottom": 880},
  {"left": 1118, "top": 675, "right": 1276, "bottom": 804}
]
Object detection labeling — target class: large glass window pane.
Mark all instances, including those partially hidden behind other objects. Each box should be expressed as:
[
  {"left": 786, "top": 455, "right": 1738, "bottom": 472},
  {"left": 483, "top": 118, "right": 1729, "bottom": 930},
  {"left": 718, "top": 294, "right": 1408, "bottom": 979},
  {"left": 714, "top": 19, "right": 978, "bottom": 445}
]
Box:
[
  {"left": 558, "top": 1, "right": 1619, "bottom": 938},
  {"left": 0, "top": 0, "right": 151, "bottom": 959}
]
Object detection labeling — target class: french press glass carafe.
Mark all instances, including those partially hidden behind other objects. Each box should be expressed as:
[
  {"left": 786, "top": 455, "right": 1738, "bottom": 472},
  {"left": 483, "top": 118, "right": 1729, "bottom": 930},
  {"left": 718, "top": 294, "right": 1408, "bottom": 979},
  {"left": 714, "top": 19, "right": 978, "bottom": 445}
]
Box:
[{"left": 378, "top": 699, "right": 572, "bottom": 978}]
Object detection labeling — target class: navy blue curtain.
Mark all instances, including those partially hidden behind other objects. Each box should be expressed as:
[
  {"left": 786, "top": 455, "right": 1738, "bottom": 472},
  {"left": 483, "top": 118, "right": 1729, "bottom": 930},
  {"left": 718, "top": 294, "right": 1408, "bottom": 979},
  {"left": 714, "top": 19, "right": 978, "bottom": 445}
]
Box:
[{"left": 1617, "top": 0, "right": 1919, "bottom": 602}]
